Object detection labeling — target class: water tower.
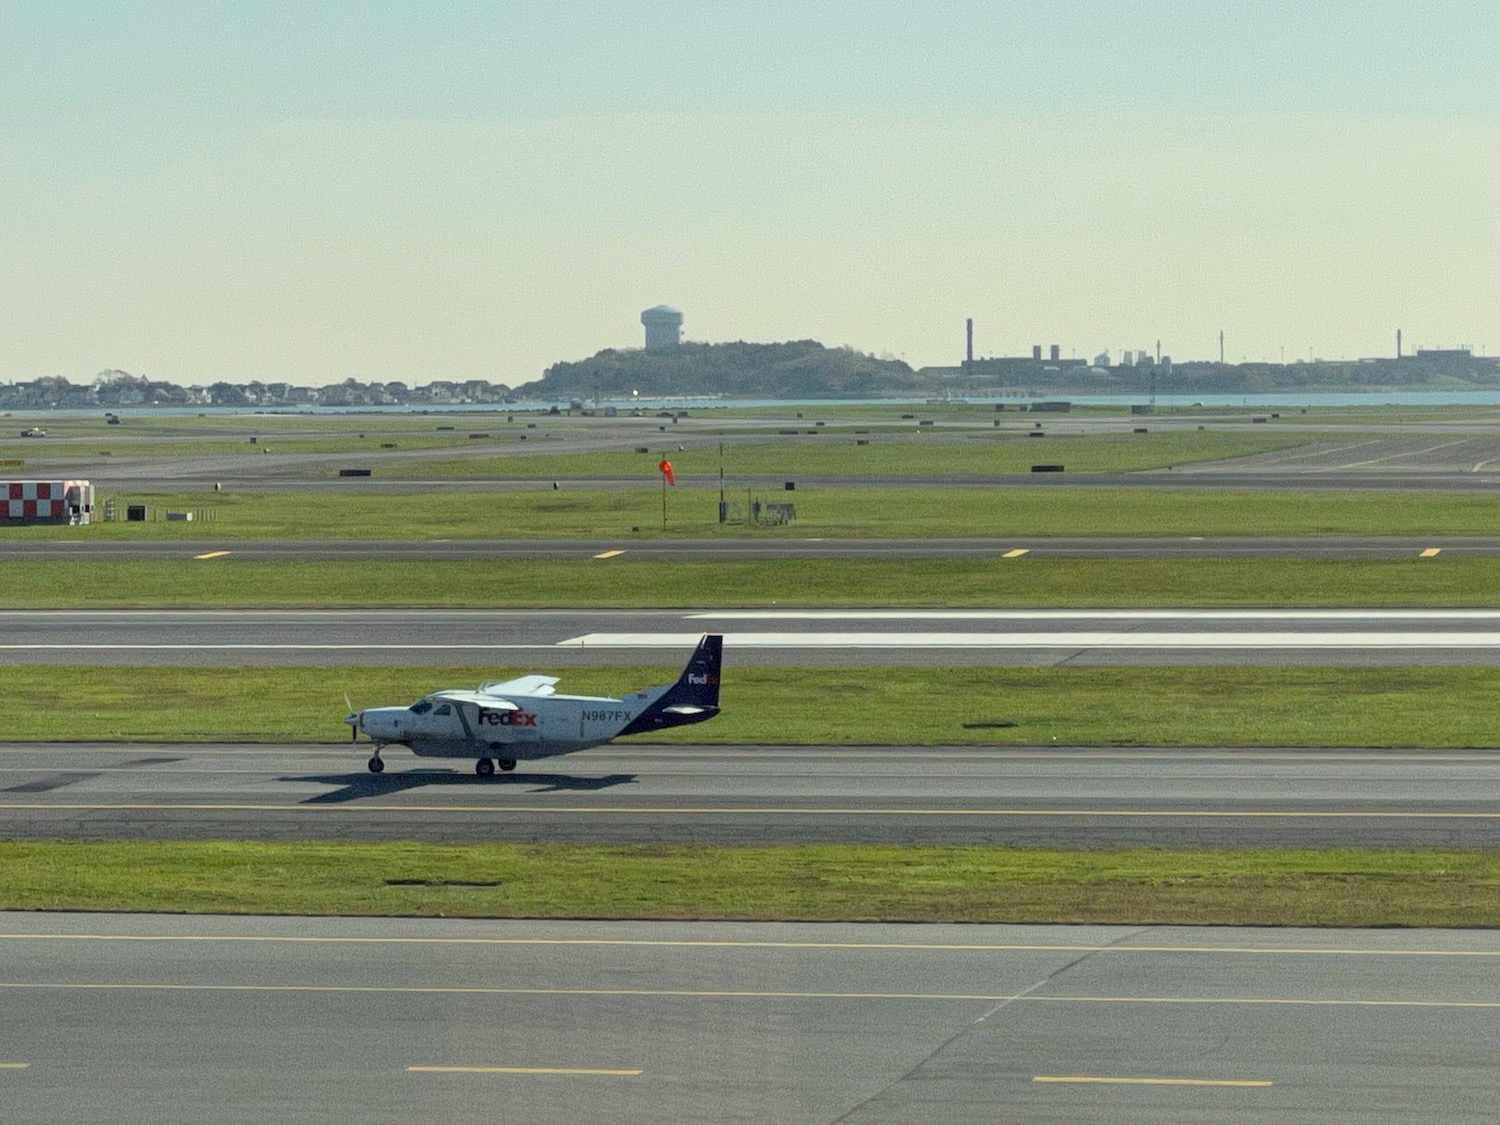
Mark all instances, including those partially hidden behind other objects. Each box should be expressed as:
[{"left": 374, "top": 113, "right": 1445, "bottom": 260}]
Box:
[{"left": 641, "top": 305, "right": 683, "bottom": 350}]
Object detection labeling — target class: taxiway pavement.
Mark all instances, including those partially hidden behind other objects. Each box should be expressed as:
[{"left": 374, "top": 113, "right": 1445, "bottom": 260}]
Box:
[
  {"left": 3, "top": 743, "right": 1499, "bottom": 849},
  {"left": 1, "top": 912, "right": 1496, "bottom": 1124}
]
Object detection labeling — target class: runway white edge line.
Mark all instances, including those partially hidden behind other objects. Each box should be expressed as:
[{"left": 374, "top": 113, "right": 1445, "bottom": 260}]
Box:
[
  {"left": 689, "top": 610, "right": 1500, "bottom": 621},
  {"left": 560, "top": 632, "right": 1500, "bottom": 649}
]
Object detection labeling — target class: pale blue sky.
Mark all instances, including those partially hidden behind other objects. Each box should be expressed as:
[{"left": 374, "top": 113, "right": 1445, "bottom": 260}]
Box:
[{"left": 3, "top": 3, "right": 1496, "bottom": 384}]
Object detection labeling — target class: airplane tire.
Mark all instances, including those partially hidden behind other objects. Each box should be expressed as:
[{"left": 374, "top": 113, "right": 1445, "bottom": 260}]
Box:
[
  {"left": 367, "top": 757, "right": 384, "bottom": 774},
  {"left": 499, "top": 759, "right": 517, "bottom": 772},
  {"left": 475, "top": 758, "right": 495, "bottom": 778}
]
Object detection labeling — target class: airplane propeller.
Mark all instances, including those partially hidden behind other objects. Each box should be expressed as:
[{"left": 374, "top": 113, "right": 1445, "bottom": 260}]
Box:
[{"left": 344, "top": 692, "right": 359, "bottom": 742}]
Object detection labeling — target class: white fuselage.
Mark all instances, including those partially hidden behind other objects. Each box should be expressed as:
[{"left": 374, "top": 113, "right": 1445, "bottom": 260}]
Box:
[{"left": 354, "top": 686, "right": 665, "bottom": 761}]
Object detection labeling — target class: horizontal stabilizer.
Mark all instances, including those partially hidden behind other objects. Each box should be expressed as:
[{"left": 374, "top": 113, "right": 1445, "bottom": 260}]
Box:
[{"left": 619, "top": 634, "right": 723, "bottom": 736}]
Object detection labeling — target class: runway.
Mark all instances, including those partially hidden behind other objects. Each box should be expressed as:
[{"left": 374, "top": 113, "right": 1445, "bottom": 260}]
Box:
[
  {"left": 2, "top": 911, "right": 1498, "bottom": 1124},
  {"left": 9, "top": 607, "right": 1500, "bottom": 666},
  {"left": 4, "top": 743, "right": 1500, "bottom": 848}
]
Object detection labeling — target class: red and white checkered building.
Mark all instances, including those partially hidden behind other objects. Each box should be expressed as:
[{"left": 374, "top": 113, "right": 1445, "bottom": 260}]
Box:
[{"left": 2, "top": 481, "right": 93, "bottom": 524}]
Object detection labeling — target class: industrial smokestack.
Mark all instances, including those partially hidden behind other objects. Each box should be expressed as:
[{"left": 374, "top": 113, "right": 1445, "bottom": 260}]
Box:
[
  {"left": 1397, "top": 328, "right": 1403, "bottom": 359},
  {"left": 966, "top": 318, "right": 973, "bottom": 363}
]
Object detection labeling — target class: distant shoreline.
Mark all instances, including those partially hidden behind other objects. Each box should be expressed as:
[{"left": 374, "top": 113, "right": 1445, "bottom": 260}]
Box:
[{"left": 10, "top": 388, "right": 1500, "bottom": 416}]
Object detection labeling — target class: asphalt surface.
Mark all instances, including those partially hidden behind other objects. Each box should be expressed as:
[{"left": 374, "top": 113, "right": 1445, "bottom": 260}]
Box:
[
  {"left": 8, "top": 607, "right": 1500, "bottom": 666},
  {"left": 2, "top": 912, "right": 1498, "bottom": 1124},
  {"left": 4, "top": 743, "right": 1500, "bottom": 848}
]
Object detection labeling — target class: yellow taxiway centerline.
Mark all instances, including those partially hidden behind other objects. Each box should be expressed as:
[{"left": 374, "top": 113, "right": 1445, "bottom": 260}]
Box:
[
  {"left": 1034, "top": 1075, "right": 1270, "bottom": 1087},
  {"left": 192, "top": 550, "right": 231, "bottom": 560},
  {"left": 408, "top": 1065, "right": 640, "bottom": 1076},
  {"left": 592, "top": 549, "right": 625, "bottom": 559},
  {"left": 0, "top": 1063, "right": 28, "bottom": 1069}
]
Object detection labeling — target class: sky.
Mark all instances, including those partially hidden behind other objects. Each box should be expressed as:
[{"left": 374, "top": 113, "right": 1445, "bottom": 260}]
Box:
[{"left": 2, "top": 2, "right": 1497, "bottom": 386}]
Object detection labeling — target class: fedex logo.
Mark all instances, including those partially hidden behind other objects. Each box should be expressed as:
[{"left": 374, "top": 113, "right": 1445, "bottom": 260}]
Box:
[
  {"left": 688, "top": 673, "right": 718, "bottom": 686},
  {"left": 479, "top": 708, "right": 537, "bottom": 727}
]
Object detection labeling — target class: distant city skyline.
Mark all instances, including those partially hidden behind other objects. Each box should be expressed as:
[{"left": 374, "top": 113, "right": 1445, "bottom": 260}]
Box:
[{"left": 3, "top": 3, "right": 1495, "bottom": 385}]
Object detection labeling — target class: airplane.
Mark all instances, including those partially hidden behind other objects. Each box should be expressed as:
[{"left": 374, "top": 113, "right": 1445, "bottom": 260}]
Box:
[{"left": 344, "top": 633, "right": 722, "bottom": 777}]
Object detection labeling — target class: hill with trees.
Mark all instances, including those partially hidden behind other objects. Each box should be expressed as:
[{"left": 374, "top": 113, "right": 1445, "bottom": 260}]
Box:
[{"left": 524, "top": 341, "right": 924, "bottom": 400}]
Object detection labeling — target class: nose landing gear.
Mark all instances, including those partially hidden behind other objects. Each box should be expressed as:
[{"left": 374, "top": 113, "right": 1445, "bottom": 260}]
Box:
[{"left": 367, "top": 755, "right": 384, "bottom": 774}]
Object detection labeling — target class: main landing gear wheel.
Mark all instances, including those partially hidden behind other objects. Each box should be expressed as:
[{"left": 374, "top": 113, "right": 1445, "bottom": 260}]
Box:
[
  {"left": 367, "top": 756, "right": 384, "bottom": 774},
  {"left": 498, "top": 759, "right": 517, "bottom": 772},
  {"left": 475, "top": 758, "right": 496, "bottom": 778}
]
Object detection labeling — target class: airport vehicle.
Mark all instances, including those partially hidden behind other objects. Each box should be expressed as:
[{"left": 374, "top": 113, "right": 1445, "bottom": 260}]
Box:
[
  {"left": 19, "top": 428, "right": 44, "bottom": 437},
  {"left": 345, "top": 634, "right": 723, "bottom": 776}
]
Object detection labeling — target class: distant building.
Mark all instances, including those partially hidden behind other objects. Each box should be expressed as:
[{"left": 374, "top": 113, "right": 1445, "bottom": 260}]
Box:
[{"left": 641, "top": 305, "right": 684, "bottom": 350}]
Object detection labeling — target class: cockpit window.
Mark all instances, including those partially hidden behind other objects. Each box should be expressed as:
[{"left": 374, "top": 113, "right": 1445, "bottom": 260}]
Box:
[
  {"left": 409, "top": 699, "right": 434, "bottom": 715},
  {"left": 433, "top": 704, "right": 452, "bottom": 716}
]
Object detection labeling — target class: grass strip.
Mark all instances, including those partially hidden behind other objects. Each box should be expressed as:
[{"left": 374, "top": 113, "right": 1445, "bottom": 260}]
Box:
[
  {"left": 1, "top": 841, "right": 1497, "bottom": 926},
  {"left": 25, "top": 485, "right": 1500, "bottom": 539},
  {"left": 14, "top": 664, "right": 1500, "bottom": 747},
  {"left": 3, "top": 556, "right": 1500, "bottom": 608}
]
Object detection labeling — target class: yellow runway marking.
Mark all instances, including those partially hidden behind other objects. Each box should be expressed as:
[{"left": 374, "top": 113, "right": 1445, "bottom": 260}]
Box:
[
  {"left": 1002, "top": 548, "right": 1029, "bottom": 558},
  {"left": 4, "top": 801, "right": 1500, "bottom": 821},
  {"left": 408, "top": 1065, "right": 640, "bottom": 1076},
  {"left": 1420, "top": 547, "right": 1441, "bottom": 557},
  {"left": 192, "top": 550, "right": 231, "bottom": 560},
  {"left": 592, "top": 550, "right": 625, "bottom": 559},
  {"left": 0, "top": 982, "right": 1498, "bottom": 1010},
  {"left": 1035, "top": 1075, "right": 1270, "bottom": 1087},
  {"left": 0, "top": 1063, "right": 28, "bottom": 1069}
]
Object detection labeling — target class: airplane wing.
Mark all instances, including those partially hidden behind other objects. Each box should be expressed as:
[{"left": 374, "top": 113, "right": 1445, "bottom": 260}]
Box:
[
  {"left": 479, "top": 675, "right": 559, "bottom": 697},
  {"left": 431, "top": 690, "right": 520, "bottom": 710}
]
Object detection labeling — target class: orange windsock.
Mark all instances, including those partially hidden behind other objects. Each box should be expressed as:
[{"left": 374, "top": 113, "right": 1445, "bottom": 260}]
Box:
[{"left": 658, "top": 459, "right": 674, "bottom": 485}]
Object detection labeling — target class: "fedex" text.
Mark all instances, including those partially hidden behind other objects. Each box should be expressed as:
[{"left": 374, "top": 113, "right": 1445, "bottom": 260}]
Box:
[{"left": 479, "top": 709, "right": 537, "bottom": 726}]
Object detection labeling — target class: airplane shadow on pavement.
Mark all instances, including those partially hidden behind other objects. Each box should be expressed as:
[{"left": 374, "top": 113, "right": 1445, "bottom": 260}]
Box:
[{"left": 286, "top": 771, "right": 640, "bottom": 804}]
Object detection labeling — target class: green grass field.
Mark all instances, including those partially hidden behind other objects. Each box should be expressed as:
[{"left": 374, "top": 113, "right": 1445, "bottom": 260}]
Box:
[
  {"left": 10, "top": 664, "right": 1500, "bottom": 746},
  {"left": 16, "top": 484, "right": 1500, "bottom": 540},
  {"left": 0, "top": 556, "right": 1496, "bottom": 608},
  {"left": 2, "top": 841, "right": 1497, "bottom": 926}
]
